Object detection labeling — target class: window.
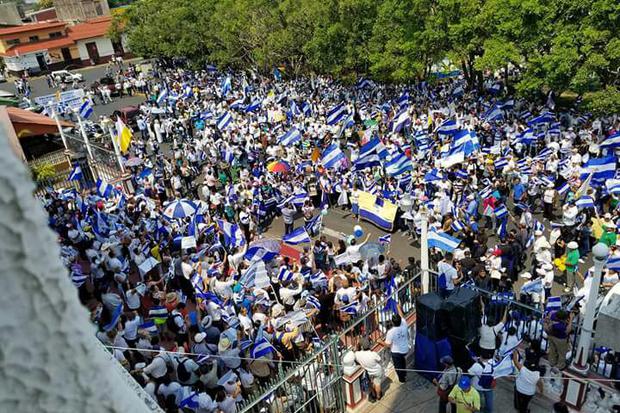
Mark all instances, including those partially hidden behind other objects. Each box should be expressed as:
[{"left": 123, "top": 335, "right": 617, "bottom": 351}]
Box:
[
  {"left": 6, "top": 38, "right": 20, "bottom": 46},
  {"left": 29, "top": 35, "right": 39, "bottom": 42},
  {"left": 49, "top": 32, "right": 63, "bottom": 39}
]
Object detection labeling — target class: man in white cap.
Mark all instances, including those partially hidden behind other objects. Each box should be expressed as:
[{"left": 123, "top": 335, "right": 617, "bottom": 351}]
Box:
[{"left": 565, "top": 241, "right": 580, "bottom": 292}]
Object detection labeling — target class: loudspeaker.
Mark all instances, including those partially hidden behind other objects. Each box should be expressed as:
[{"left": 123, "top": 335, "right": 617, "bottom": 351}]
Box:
[
  {"left": 414, "top": 332, "right": 452, "bottom": 381},
  {"left": 416, "top": 292, "right": 448, "bottom": 340},
  {"left": 443, "top": 287, "right": 481, "bottom": 342}
]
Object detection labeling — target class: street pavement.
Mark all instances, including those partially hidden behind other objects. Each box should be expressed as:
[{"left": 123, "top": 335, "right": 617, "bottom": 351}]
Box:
[{"left": 0, "top": 59, "right": 146, "bottom": 119}]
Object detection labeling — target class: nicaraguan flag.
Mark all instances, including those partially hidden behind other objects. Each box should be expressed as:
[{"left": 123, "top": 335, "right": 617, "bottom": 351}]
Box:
[
  {"left": 95, "top": 178, "right": 114, "bottom": 198},
  {"left": 494, "top": 157, "right": 508, "bottom": 170},
  {"left": 575, "top": 196, "right": 595, "bottom": 209},
  {"left": 277, "top": 267, "right": 295, "bottom": 283},
  {"left": 600, "top": 132, "right": 620, "bottom": 149},
  {"left": 527, "top": 112, "right": 555, "bottom": 126},
  {"left": 283, "top": 226, "right": 311, "bottom": 245},
  {"left": 606, "top": 256, "right": 620, "bottom": 271},
  {"left": 309, "top": 271, "right": 328, "bottom": 288},
  {"left": 427, "top": 231, "right": 462, "bottom": 252},
  {"left": 216, "top": 112, "right": 233, "bottom": 130},
  {"left": 378, "top": 234, "right": 391, "bottom": 244},
  {"left": 321, "top": 144, "right": 346, "bottom": 168},
  {"left": 340, "top": 301, "right": 359, "bottom": 315},
  {"left": 385, "top": 151, "right": 412, "bottom": 176},
  {"left": 79, "top": 100, "right": 93, "bottom": 118},
  {"left": 494, "top": 205, "right": 508, "bottom": 219},
  {"left": 360, "top": 138, "right": 389, "bottom": 159},
  {"left": 326, "top": 103, "right": 347, "bottom": 125},
  {"left": 238, "top": 260, "right": 269, "bottom": 288},
  {"left": 356, "top": 78, "right": 374, "bottom": 89},
  {"left": 451, "top": 220, "right": 464, "bottom": 232},
  {"left": 251, "top": 325, "right": 275, "bottom": 359},
  {"left": 221, "top": 76, "right": 232, "bottom": 95},
  {"left": 354, "top": 151, "right": 381, "bottom": 171},
  {"left": 244, "top": 246, "right": 278, "bottom": 262},
  {"left": 301, "top": 101, "right": 312, "bottom": 116},
  {"left": 156, "top": 88, "right": 168, "bottom": 105},
  {"left": 221, "top": 148, "right": 235, "bottom": 164},
  {"left": 384, "top": 276, "right": 398, "bottom": 313},
  {"left": 483, "top": 103, "right": 503, "bottom": 122},
  {"left": 245, "top": 98, "right": 262, "bottom": 113},
  {"left": 217, "top": 219, "right": 245, "bottom": 247},
  {"left": 521, "top": 277, "right": 543, "bottom": 294},
  {"left": 584, "top": 155, "right": 616, "bottom": 184},
  {"left": 304, "top": 213, "right": 323, "bottom": 234},
  {"left": 139, "top": 320, "right": 158, "bottom": 335},
  {"left": 230, "top": 98, "right": 245, "bottom": 110},
  {"left": 68, "top": 164, "right": 83, "bottom": 181},
  {"left": 392, "top": 108, "right": 410, "bottom": 133},
  {"left": 278, "top": 127, "right": 302, "bottom": 146},
  {"left": 546, "top": 296, "right": 562, "bottom": 312},
  {"left": 435, "top": 119, "right": 459, "bottom": 135}
]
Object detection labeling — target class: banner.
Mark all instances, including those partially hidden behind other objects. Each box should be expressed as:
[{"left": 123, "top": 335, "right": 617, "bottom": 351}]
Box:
[
  {"left": 358, "top": 191, "right": 398, "bottom": 231},
  {"left": 35, "top": 89, "right": 84, "bottom": 114}
]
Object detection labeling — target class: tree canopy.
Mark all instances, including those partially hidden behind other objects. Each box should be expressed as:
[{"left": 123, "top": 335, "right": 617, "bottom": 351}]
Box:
[{"left": 119, "top": 0, "right": 620, "bottom": 106}]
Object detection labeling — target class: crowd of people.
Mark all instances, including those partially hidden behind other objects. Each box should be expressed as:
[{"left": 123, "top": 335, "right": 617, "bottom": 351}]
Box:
[{"left": 38, "top": 58, "right": 620, "bottom": 412}]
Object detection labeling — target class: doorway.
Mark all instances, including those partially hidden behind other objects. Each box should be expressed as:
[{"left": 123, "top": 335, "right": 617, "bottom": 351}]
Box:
[
  {"left": 35, "top": 53, "right": 48, "bottom": 71},
  {"left": 85, "top": 42, "right": 100, "bottom": 65},
  {"left": 61, "top": 47, "right": 73, "bottom": 63}
]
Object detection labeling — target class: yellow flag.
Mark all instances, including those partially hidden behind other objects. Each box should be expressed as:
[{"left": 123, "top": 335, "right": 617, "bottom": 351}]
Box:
[{"left": 115, "top": 117, "right": 132, "bottom": 153}]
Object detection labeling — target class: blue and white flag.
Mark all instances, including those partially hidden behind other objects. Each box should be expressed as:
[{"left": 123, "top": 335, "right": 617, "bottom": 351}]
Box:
[
  {"left": 378, "top": 234, "right": 391, "bottom": 245},
  {"left": 607, "top": 256, "right": 620, "bottom": 272},
  {"left": 304, "top": 213, "right": 323, "bottom": 234},
  {"left": 277, "top": 267, "right": 295, "bottom": 283},
  {"left": 521, "top": 277, "right": 543, "bottom": 294},
  {"left": 546, "top": 296, "right": 562, "bottom": 312},
  {"left": 356, "top": 78, "right": 374, "bottom": 89},
  {"left": 385, "top": 151, "right": 412, "bottom": 177},
  {"left": 321, "top": 144, "right": 346, "bottom": 168},
  {"left": 353, "top": 152, "right": 381, "bottom": 171},
  {"left": 494, "top": 157, "right": 508, "bottom": 170},
  {"left": 301, "top": 101, "right": 312, "bottom": 116},
  {"left": 245, "top": 98, "right": 262, "bottom": 113},
  {"left": 384, "top": 277, "right": 398, "bottom": 314},
  {"left": 340, "top": 301, "right": 359, "bottom": 315},
  {"left": 79, "top": 100, "right": 93, "bottom": 118},
  {"left": 575, "top": 196, "right": 595, "bottom": 209},
  {"left": 283, "top": 226, "right": 311, "bottom": 245},
  {"left": 221, "top": 148, "right": 235, "bottom": 164},
  {"left": 251, "top": 326, "right": 275, "bottom": 359},
  {"left": 278, "top": 127, "right": 302, "bottom": 146},
  {"left": 216, "top": 112, "right": 233, "bottom": 130},
  {"left": 492, "top": 355, "right": 514, "bottom": 378},
  {"left": 238, "top": 260, "right": 270, "bottom": 288},
  {"left": 156, "top": 88, "right": 168, "bottom": 105},
  {"left": 360, "top": 138, "right": 389, "bottom": 159},
  {"left": 557, "top": 182, "right": 570, "bottom": 195},
  {"left": 600, "top": 132, "right": 620, "bottom": 149},
  {"left": 391, "top": 108, "right": 410, "bottom": 133},
  {"left": 494, "top": 205, "right": 508, "bottom": 219},
  {"left": 584, "top": 155, "right": 616, "bottom": 184},
  {"left": 95, "top": 178, "right": 114, "bottom": 198},
  {"left": 68, "top": 164, "right": 83, "bottom": 181},
  {"left": 605, "top": 179, "right": 620, "bottom": 195},
  {"left": 244, "top": 246, "right": 278, "bottom": 262},
  {"left": 139, "top": 320, "right": 158, "bottom": 335},
  {"left": 435, "top": 119, "right": 459, "bottom": 135},
  {"left": 326, "top": 103, "right": 347, "bottom": 125},
  {"left": 527, "top": 112, "right": 555, "bottom": 126},
  {"left": 230, "top": 98, "right": 245, "bottom": 110},
  {"left": 451, "top": 220, "right": 465, "bottom": 232},
  {"left": 221, "top": 76, "right": 232, "bottom": 95},
  {"left": 427, "top": 231, "right": 462, "bottom": 252},
  {"left": 217, "top": 219, "right": 245, "bottom": 247},
  {"left": 309, "top": 271, "right": 328, "bottom": 288}
]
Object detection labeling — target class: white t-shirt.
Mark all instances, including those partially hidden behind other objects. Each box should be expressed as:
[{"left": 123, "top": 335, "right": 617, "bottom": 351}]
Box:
[
  {"left": 354, "top": 351, "right": 383, "bottom": 376},
  {"left": 123, "top": 316, "right": 142, "bottom": 341},
  {"left": 479, "top": 322, "right": 504, "bottom": 351},
  {"left": 516, "top": 367, "right": 540, "bottom": 396},
  {"left": 385, "top": 319, "right": 409, "bottom": 355},
  {"left": 468, "top": 360, "right": 493, "bottom": 392}
]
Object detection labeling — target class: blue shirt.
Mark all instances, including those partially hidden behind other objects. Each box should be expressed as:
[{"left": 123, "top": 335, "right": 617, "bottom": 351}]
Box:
[{"left": 513, "top": 183, "right": 526, "bottom": 201}]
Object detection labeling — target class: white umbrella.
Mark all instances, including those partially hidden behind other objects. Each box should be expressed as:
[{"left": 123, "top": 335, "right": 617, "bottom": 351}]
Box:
[{"left": 163, "top": 199, "right": 198, "bottom": 219}]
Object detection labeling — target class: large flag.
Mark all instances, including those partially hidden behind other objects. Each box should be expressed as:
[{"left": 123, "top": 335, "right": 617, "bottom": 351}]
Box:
[
  {"left": 95, "top": 178, "right": 114, "bottom": 198},
  {"left": 583, "top": 156, "right": 616, "bottom": 185},
  {"left": 321, "top": 144, "right": 346, "bottom": 168},
  {"left": 600, "top": 132, "right": 620, "bottom": 149},
  {"left": 358, "top": 191, "right": 398, "bottom": 231},
  {"left": 435, "top": 119, "right": 459, "bottom": 135},
  {"left": 68, "top": 164, "right": 83, "bottom": 181},
  {"left": 278, "top": 127, "right": 302, "bottom": 146},
  {"left": 217, "top": 112, "right": 233, "bottom": 130},
  {"left": 79, "top": 100, "right": 93, "bottom": 118},
  {"left": 391, "top": 108, "right": 410, "bottom": 133},
  {"left": 217, "top": 219, "right": 245, "bottom": 247},
  {"left": 326, "top": 103, "right": 347, "bottom": 125},
  {"left": 427, "top": 231, "right": 462, "bottom": 252},
  {"left": 251, "top": 325, "right": 276, "bottom": 359},
  {"left": 283, "top": 226, "right": 311, "bottom": 245},
  {"left": 385, "top": 151, "right": 412, "bottom": 177},
  {"left": 238, "top": 260, "right": 270, "bottom": 288},
  {"left": 521, "top": 277, "right": 543, "bottom": 294},
  {"left": 115, "top": 117, "right": 132, "bottom": 153}
]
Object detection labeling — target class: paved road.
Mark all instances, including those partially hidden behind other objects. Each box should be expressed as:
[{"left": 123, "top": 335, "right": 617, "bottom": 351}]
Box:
[{"left": 1, "top": 59, "right": 146, "bottom": 119}]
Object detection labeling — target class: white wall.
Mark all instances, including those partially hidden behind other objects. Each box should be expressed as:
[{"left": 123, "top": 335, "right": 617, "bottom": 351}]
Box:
[
  {"left": 76, "top": 37, "right": 115, "bottom": 62},
  {"left": 5, "top": 52, "right": 46, "bottom": 72}
]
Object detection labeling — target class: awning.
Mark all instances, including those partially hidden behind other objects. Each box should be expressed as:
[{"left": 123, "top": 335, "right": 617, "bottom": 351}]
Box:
[{"left": 6, "top": 107, "right": 73, "bottom": 138}]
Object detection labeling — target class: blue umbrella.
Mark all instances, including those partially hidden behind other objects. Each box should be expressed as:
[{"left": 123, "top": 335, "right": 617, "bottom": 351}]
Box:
[{"left": 163, "top": 199, "right": 198, "bottom": 219}]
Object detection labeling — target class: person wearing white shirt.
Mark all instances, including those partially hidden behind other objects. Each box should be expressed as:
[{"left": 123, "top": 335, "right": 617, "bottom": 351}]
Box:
[
  {"left": 378, "top": 304, "right": 409, "bottom": 383},
  {"left": 512, "top": 351, "right": 542, "bottom": 413},
  {"left": 354, "top": 338, "right": 384, "bottom": 400},
  {"left": 122, "top": 311, "right": 142, "bottom": 346}
]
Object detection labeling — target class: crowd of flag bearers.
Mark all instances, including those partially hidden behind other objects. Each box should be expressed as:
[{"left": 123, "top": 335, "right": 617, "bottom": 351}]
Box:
[{"left": 42, "top": 59, "right": 620, "bottom": 412}]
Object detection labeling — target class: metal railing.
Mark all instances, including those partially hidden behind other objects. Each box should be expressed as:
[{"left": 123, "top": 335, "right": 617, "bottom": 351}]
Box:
[{"left": 239, "top": 270, "right": 423, "bottom": 413}]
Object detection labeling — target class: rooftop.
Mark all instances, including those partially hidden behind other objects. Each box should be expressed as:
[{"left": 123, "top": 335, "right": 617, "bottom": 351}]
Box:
[
  {"left": 68, "top": 16, "right": 112, "bottom": 41},
  {"left": 0, "top": 21, "right": 66, "bottom": 37},
  {"left": 0, "top": 36, "right": 74, "bottom": 57}
]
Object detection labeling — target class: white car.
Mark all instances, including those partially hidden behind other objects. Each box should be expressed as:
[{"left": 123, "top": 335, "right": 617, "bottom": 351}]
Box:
[{"left": 51, "top": 70, "right": 83, "bottom": 83}]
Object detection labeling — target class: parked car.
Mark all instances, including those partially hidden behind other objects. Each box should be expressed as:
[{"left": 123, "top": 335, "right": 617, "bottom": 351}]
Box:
[
  {"left": 113, "top": 105, "right": 141, "bottom": 128},
  {"left": 51, "top": 70, "right": 83, "bottom": 83},
  {"left": 96, "top": 76, "right": 120, "bottom": 96}
]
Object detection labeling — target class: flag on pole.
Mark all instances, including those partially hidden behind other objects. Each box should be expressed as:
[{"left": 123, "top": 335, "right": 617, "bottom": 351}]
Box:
[
  {"left": 115, "top": 117, "right": 132, "bottom": 153},
  {"left": 68, "top": 164, "right": 83, "bottom": 181},
  {"left": 427, "top": 231, "right": 462, "bottom": 252},
  {"left": 282, "top": 226, "right": 311, "bottom": 245},
  {"left": 79, "top": 100, "right": 93, "bottom": 118}
]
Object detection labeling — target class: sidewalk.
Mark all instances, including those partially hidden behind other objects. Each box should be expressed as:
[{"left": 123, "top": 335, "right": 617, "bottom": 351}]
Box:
[{"left": 357, "top": 368, "right": 554, "bottom": 413}]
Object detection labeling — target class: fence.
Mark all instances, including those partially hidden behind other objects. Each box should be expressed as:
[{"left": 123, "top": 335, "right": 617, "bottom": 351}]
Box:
[{"left": 238, "top": 270, "right": 422, "bottom": 413}]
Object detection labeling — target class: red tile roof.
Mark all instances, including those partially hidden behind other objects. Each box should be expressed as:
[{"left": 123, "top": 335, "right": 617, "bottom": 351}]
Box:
[
  {"left": 0, "top": 36, "right": 74, "bottom": 57},
  {"left": 68, "top": 16, "right": 112, "bottom": 41},
  {"left": 6, "top": 107, "right": 73, "bottom": 127},
  {"left": 0, "top": 21, "right": 66, "bottom": 37}
]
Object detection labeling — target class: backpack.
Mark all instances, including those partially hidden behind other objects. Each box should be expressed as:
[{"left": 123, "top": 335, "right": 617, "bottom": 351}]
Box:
[
  {"left": 176, "top": 358, "right": 191, "bottom": 382},
  {"left": 166, "top": 313, "right": 183, "bottom": 333},
  {"left": 478, "top": 362, "right": 496, "bottom": 389},
  {"left": 438, "top": 272, "right": 447, "bottom": 289}
]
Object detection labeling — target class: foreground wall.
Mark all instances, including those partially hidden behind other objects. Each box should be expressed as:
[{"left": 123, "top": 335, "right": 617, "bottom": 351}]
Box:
[{"left": 0, "top": 132, "right": 154, "bottom": 412}]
